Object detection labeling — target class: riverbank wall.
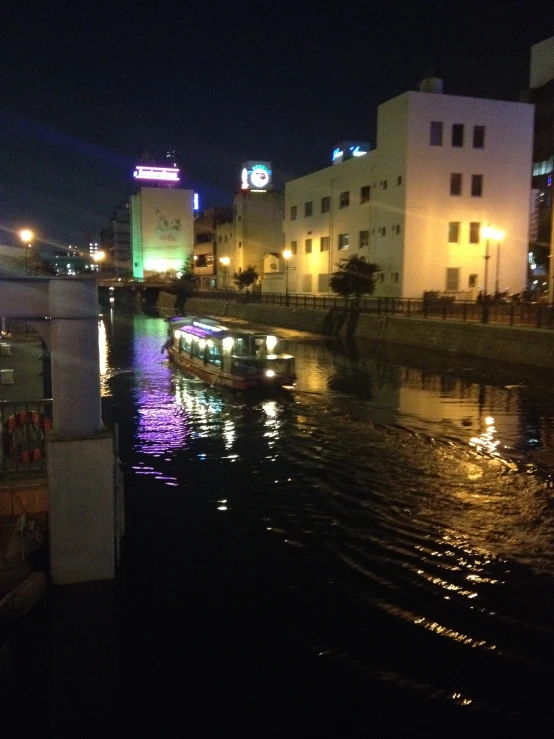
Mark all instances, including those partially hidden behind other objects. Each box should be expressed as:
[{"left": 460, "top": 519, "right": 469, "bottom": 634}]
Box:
[{"left": 157, "top": 292, "right": 554, "bottom": 369}]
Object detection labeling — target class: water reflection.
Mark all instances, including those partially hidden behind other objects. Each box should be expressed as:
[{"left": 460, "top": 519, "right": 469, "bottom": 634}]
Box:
[{"left": 106, "top": 314, "right": 554, "bottom": 727}]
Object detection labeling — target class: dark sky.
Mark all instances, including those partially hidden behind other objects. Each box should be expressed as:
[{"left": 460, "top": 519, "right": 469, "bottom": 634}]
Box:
[{"left": 2, "top": 0, "right": 553, "bottom": 246}]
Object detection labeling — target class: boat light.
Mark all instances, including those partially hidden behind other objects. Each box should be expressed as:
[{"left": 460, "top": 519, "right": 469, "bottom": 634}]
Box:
[
  {"left": 265, "top": 369, "right": 276, "bottom": 378},
  {"left": 199, "top": 339, "right": 206, "bottom": 349},
  {"left": 222, "top": 336, "right": 234, "bottom": 351},
  {"left": 266, "top": 335, "right": 278, "bottom": 352},
  {"left": 207, "top": 339, "right": 214, "bottom": 347},
  {"left": 173, "top": 330, "right": 180, "bottom": 339}
]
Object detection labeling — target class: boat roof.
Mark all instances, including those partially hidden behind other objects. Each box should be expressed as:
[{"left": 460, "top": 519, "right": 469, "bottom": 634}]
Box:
[{"left": 169, "top": 315, "right": 269, "bottom": 339}]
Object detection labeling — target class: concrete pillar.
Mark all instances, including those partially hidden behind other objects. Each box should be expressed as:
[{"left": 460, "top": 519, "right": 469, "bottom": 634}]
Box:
[{"left": 49, "top": 279, "right": 103, "bottom": 437}]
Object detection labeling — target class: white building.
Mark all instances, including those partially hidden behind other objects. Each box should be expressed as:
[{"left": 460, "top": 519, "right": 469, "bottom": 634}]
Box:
[{"left": 284, "top": 81, "right": 534, "bottom": 299}]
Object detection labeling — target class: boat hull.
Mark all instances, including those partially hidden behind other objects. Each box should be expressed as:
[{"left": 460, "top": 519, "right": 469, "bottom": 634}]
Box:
[{"left": 168, "top": 347, "right": 294, "bottom": 390}]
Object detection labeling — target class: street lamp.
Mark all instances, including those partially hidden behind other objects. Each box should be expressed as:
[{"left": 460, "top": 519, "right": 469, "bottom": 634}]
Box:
[
  {"left": 93, "top": 250, "right": 106, "bottom": 273},
  {"left": 219, "top": 256, "right": 230, "bottom": 289},
  {"left": 283, "top": 249, "right": 292, "bottom": 306},
  {"left": 482, "top": 225, "right": 493, "bottom": 299},
  {"left": 19, "top": 229, "right": 34, "bottom": 275},
  {"left": 493, "top": 230, "right": 505, "bottom": 296}
]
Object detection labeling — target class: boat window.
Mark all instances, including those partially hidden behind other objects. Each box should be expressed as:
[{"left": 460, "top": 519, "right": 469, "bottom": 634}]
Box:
[{"left": 206, "top": 343, "right": 222, "bottom": 367}]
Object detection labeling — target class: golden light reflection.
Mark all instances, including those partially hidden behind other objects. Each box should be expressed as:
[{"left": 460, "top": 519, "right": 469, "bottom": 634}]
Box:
[
  {"left": 262, "top": 400, "right": 282, "bottom": 445},
  {"left": 469, "top": 415, "right": 502, "bottom": 457}
]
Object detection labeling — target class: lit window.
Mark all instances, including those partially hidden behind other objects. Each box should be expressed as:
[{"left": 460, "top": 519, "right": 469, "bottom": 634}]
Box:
[
  {"left": 446, "top": 267, "right": 460, "bottom": 291},
  {"left": 338, "top": 233, "right": 349, "bottom": 250},
  {"left": 339, "top": 191, "right": 350, "bottom": 208},
  {"left": 468, "top": 274, "right": 478, "bottom": 288},
  {"left": 320, "top": 236, "right": 330, "bottom": 252},
  {"left": 448, "top": 222, "right": 460, "bottom": 243}
]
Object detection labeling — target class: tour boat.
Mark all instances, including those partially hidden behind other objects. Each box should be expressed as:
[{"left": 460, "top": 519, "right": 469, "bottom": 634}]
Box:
[{"left": 165, "top": 316, "right": 296, "bottom": 390}]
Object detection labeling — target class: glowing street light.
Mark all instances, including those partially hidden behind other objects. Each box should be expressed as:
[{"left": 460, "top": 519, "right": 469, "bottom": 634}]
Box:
[
  {"left": 92, "top": 250, "right": 106, "bottom": 273},
  {"left": 20, "top": 229, "right": 34, "bottom": 275},
  {"left": 283, "top": 249, "right": 292, "bottom": 306},
  {"left": 219, "top": 256, "right": 230, "bottom": 289}
]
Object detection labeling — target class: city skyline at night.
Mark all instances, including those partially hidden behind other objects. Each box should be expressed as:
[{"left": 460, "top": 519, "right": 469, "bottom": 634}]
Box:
[{"left": 2, "top": 1, "right": 553, "bottom": 245}]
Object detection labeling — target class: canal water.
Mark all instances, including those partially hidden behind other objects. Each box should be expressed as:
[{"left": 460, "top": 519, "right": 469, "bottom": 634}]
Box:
[{"left": 103, "top": 313, "right": 554, "bottom": 736}]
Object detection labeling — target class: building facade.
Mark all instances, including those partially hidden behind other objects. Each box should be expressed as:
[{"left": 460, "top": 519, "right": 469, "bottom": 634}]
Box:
[
  {"left": 284, "top": 83, "right": 534, "bottom": 299},
  {"left": 193, "top": 207, "right": 233, "bottom": 288},
  {"left": 130, "top": 187, "right": 194, "bottom": 279},
  {"left": 525, "top": 36, "right": 554, "bottom": 300}
]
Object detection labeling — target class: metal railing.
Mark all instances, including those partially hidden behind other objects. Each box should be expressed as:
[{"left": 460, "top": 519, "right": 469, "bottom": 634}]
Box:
[{"left": 188, "top": 290, "right": 554, "bottom": 330}]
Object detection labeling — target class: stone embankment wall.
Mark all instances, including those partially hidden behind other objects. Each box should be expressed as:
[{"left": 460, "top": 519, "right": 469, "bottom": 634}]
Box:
[{"left": 158, "top": 292, "right": 554, "bottom": 369}]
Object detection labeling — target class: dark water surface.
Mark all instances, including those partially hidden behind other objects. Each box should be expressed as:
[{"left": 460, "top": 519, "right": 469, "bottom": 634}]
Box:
[{"left": 102, "top": 314, "right": 554, "bottom": 737}]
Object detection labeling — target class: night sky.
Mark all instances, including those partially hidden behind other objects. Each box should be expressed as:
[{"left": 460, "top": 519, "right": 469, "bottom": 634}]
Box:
[{"left": 2, "top": 0, "right": 553, "bottom": 246}]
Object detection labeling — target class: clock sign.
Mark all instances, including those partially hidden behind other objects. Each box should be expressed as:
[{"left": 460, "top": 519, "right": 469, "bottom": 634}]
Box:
[{"left": 241, "top": 161, "right": 273, "bottom": 190}]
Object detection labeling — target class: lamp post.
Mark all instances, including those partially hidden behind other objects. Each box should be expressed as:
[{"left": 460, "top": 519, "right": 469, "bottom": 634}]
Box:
[
  {"left": 219, "top": 256, "right": 230, "bottom": 289},
  {"left": 20, "top": 229, "right": 34, "bottom": 275},
  {"left": 283, "top": 249, "right": 292, "bottom": 306},
  {"left": 482, "top": 225, "right": 493, "bottom": 299},
  {"left": 494, "top": 230, "right": 505, "bottom": 296}
]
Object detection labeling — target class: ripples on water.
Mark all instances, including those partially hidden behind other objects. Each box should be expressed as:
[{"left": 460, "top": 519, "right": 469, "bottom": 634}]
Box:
[{"left": 104, "top": 314, "right": 554, "bottom": 729}]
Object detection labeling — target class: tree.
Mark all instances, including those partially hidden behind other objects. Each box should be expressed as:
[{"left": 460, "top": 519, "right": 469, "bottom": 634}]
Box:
[
  {"left": 233, "top": 265, "right": 259, "bottom": 292},
  {"left": 329, "top": 255, "right": 381, "bottom": 304},
  {"left": 176, "top": 255, "right": 196, "bottom": 291}
]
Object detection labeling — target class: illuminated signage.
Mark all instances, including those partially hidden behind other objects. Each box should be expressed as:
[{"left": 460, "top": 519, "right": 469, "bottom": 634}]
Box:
[
  {"left": 240, "top": 161, "right": 273, "bottom": 191},
  {"left": 193, "top": 193, "right": 200, "bottom": 211},
  {"left": 331, "top": 141, "right": 370, "bottom": 165},
  {"left": 133, "top": 166, "right": 180, "bottom": 182}
]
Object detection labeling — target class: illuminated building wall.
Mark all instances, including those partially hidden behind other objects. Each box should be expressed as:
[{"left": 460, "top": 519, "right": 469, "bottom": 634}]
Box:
[
  {"left": 130, "top": 187, "right": 194, "bottom": 278},
  {"left": 284, "top": 85, "right": 533, "bottom": 298},
  {"left": 232, "top": 190, "right": 284, "bottom": 281}
]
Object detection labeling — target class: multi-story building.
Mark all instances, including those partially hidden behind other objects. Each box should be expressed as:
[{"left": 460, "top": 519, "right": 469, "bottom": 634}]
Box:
[
  {"left": 193, "top": 207, "right": 233, "bottom": 288},
  {"left": 233, "top": 189, "right": 284, "bottom": 288},
  {"left": 524, "top": 36, "right": 554, "bottom": 300},
  {"left": 109, "top": 203, "right": 131, "bottom": 277},
  {"left": 284, "top": 79, "right": 534, "bottom": 299}
]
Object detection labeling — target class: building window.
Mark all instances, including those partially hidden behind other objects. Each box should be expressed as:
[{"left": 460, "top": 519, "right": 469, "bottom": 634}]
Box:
[
  {"left": 305, "top": 238, "right": 312, "bottom": 254},
  {"left": 446, "top": 268, "right": 460, "bottom": 291},
  {"left": 468, "top": 274, "right": 478, "bottom": 288},
  {"left": 359, "top": 230, "right": 369, "bottom": 248},
  {"left": 320, "top": 236, "right": 330, "bottom": 252},
  {"left": 450, "top": 172, "right": 462, "bottom": 196},
  {"left": 381, "top": 180, "right": 388, "bottom": 189},
  {"left": 393, "top": 224, "right": 401, "bottom": 235},
  {"left": 430, "top": 121, "right": 443, "bottom": 146},
  {"left": 338, "top": 233, "right": 349, "bottom": 250},
  {"left": 360, "top": 185, "right": 370, "bottom": 203},
  {"left": 304, "top": 201, "right": 313, "bottom": 217},
  {"left": 378, "top": 227, "right": 386, "bottom": 236},
  {"left": 451, "top": 124, "right": 464, "bottom": 147},
  {"left": 318, "top": 274, "right": 330, "bottom": 292},
  {"left": 218, "top": 235, "right": 222, "bottom": 243},
  {"left": 469, "top": 222, "right": 481, "bottom": 244},
  {"left": 290, "top": 240, "right": 297, "bottom": 255},
  {"left": 321, "top": 196, "right": 330, "bottom": 213},
  {"left": 290, "top": 205, "right": 297, "bottom": 220},
  {"left": 301, "top": 274, "right": 312, "bottom": 293},
  {"left": 448, "top": 222, "right": 460, "bottom": 243},
  {"left": 471, "top": 174, "right": 483, "bottom": 197},
  {"left": 339, "top": 191, "right": 350, "bottom": 208},
  {"left": 473, "top": 125, "right": 485, "bottom": 149},
  {"left": 397, "top": 175, "right": 402, "bottom": 186}
]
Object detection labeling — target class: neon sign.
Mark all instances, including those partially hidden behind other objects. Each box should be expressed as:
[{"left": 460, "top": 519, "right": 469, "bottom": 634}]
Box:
[
  {"left": 133, "top": 166, "right": 180, "bottom": 182},
  {"left": 240, "top": 161, "right": 273, "bottom": 191}
]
